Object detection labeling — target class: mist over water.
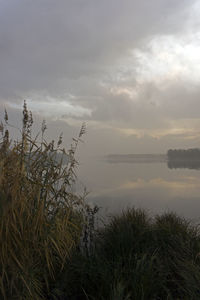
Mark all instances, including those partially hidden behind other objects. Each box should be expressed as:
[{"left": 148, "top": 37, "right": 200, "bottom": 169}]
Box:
[{"left": 77, "top": 155, "right": 200, "bottom": 222}]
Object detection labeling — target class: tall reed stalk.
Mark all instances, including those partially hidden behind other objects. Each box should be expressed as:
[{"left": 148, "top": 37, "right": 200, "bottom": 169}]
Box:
[{"left": 0, "top": 102, "right": 85, "bottom": 299}]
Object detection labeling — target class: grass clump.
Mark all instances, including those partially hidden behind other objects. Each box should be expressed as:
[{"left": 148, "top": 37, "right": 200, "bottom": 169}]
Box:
[
  {"left": 58, "top": 208, "right": 200, "bottom": 299},
  {"left": 0, "top": 102, "right": 86, "bottom": 299}
]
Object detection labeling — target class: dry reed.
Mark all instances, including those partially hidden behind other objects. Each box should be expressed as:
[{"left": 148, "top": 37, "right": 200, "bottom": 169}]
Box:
[{"left": 0, "top": 101, "right": 85, "bottom": 299}]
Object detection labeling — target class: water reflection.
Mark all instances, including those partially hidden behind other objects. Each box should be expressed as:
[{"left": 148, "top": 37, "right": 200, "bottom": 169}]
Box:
[
  {"left": 168, "top": 160, "right": 200, "bottom": 170},
  {"left": 78, "top": 155, "right": 200, "bottom": 222}
]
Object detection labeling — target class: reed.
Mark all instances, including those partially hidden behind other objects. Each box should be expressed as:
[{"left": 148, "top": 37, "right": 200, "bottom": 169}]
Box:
[{"left": 0, "top": 102, "right": 86, "bottom": 299}]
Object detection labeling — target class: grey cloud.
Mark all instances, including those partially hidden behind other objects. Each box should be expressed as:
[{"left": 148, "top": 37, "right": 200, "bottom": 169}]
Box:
[
  {"left": 159, "top": 84, "right": 200, "bottom": 119},
  {"left": 58, "top": 77, "right": 200, "bottom": 132},
  {"left": 1, "top": 0, "right": 200, "bottom": 157},
  {"left": 0, "top": 0, "right": 195, "bottom": 100},
  {"left": 97, "top": 80, "right": 200, "bottom": 126}
]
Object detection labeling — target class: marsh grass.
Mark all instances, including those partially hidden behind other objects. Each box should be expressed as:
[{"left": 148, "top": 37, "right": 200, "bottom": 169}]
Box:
[
  {"left": 0, "top": 102, "right": 86, "bottom": 299},
  {"left": 58, "top": 208, "right": 200, "bottom": 299}
]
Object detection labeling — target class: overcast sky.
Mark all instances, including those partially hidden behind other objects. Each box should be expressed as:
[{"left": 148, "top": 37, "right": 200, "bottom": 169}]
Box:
[{"left": 1, "top": 0, "right": 200, "bottom": 156}]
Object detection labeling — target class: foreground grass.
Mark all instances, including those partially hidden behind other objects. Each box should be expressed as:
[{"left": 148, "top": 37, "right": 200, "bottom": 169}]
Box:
[
  {"left": 0, "top": 103, "right": 86, "bottom": 299},
  {"left": 56, "top": 208, "right": 200, "bottom": 300}
]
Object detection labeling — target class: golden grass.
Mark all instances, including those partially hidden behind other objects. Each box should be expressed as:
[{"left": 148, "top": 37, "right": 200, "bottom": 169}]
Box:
[{"left": 0, "top": 102, "right": 85, "bottom": 299}]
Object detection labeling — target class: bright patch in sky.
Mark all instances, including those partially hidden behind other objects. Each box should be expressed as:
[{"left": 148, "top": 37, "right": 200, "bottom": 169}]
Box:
[
  {"left": 133, "top": 33, "right": 200, "bottom": 87},
  {"left": 104, "top": 29, "right": 200, "bottom": 107}
]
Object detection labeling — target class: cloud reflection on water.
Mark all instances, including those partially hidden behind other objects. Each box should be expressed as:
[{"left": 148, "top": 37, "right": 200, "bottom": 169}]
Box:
[{"left": 79, "top": 157, "right": 200, "bottom": 221}]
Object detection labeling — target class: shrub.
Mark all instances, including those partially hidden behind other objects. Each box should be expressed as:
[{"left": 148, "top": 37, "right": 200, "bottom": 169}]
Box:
[{"left": 0, "top": 102, "right": 86, "bottom": 299}]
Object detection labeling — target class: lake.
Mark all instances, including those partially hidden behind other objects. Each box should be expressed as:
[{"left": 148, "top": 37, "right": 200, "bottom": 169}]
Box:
[{"left": 77, "top": 154, "right": 200, "bottom": 223}]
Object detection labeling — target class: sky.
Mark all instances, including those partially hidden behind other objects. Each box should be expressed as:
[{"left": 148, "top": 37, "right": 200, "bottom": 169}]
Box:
[{"left": 1, "top": 0, "right": 200, "bottom": 157}]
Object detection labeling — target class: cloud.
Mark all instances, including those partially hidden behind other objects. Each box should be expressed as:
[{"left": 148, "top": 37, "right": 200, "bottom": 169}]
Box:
[
  {"left": 0, "top": 0, "right": 196, "bottom": 99},
  {"left": 1, "top": 0, "right": 200, "bottom": 155}
]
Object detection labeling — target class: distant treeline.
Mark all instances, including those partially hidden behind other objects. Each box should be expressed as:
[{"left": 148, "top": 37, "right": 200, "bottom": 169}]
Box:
[{"left": 167, "top": 148, "right": 200, "bottom": 161}]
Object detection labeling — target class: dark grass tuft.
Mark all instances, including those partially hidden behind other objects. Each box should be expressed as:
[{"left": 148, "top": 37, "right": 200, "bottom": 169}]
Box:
[{"left": 57, "top": 208, "right": 200, "bottom": 300}]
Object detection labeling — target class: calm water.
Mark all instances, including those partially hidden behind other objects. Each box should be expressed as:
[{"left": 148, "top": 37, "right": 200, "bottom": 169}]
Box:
[{"left": 78, "top": 155, "right": 200, "bottom": 222}]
